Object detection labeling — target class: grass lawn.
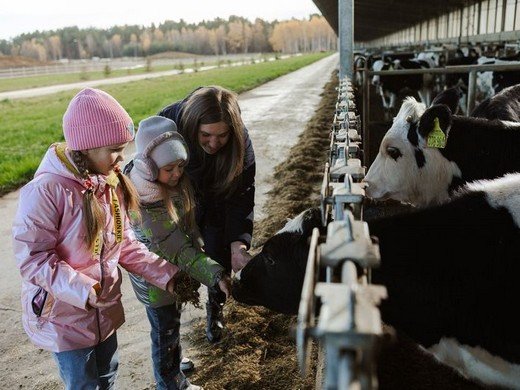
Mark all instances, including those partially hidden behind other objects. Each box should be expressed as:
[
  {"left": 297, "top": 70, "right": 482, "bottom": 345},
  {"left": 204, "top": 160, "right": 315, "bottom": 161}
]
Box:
[
  {"left": 0, "top": 52, "right": 331, "bottom": 195},
  {"left": 0, "top": 54, "right": 273, "bottom": 93}
]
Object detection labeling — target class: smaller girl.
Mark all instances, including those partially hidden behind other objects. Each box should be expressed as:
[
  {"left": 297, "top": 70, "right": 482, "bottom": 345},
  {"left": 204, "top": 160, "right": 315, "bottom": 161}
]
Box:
[
  {"left": 12, "top": 88, "right": 179, "bottom": 390},
  {"left": 125, "top": 115, "right": 231, "bottom": 390}
]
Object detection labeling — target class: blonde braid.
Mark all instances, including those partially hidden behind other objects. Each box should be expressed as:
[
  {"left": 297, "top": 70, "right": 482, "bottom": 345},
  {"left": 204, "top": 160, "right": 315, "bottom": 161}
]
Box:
[
  {"left": 70, "top": 150, "right": 104, "bottom": 252},
  {"left": 116, "top": 171, "right": 142, "bottom": 220}
]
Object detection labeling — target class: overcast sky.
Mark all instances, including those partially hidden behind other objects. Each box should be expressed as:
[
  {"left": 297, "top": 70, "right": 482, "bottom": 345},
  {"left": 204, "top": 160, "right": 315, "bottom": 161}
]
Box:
[{"left": 0, "top": 0, "right": 321, "bottom": 40}]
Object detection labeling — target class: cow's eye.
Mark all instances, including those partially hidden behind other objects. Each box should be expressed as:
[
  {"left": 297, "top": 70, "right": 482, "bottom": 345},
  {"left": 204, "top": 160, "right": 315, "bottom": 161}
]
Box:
[
  {"left": 386, "top": 146, "right": 402, "bottom": 161},
  {"left": 265, "top": 255, "right": 275, "bottom": 266}
]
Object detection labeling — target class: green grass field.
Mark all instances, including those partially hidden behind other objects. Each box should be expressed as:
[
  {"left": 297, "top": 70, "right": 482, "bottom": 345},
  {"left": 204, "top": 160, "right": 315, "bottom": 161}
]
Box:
[
  {"left": 0, "top": 55, "right": 274, "bottom": 93},
  {"left": 0, "top": 64, "right": 174, "bottom": 92},
  {"left": 0, "top": 52, "right": 331, "bottom": 195}
]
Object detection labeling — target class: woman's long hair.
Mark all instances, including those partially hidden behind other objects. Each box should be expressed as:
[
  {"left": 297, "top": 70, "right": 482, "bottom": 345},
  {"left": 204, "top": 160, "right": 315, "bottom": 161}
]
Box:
[
  {"left": 70, "top": 150, "right": 141, "bottom": 252},
  {"left": 158, "top": 174, "right": 197, "bottom": 232},
  {"left": 180, "top": 86, "right": 245, "bottom": 196}
]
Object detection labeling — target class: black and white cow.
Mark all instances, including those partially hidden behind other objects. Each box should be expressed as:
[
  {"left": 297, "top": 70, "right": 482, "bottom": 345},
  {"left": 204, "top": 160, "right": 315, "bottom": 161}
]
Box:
[
  {"left": 372, "top": 55, "right": 436, "bottom": 117},
  {"left": 476, "top": 54, "right": 520, "bottom": 100},
  {"left": 363, "top": 86, "right": 520, "bottom": 207},
  {"left": 232, "top": 173, "right": 520, "bottom": 387}
]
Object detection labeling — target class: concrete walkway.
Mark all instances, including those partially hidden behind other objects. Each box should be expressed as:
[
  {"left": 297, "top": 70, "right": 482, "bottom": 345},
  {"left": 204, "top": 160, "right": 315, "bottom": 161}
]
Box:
[{"left": 0, "top": 53, "right": 339, "bottom": 389}]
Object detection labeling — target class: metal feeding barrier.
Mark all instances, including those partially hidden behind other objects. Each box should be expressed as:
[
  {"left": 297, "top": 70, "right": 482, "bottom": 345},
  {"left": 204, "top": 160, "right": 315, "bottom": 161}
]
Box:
[{"left": 296, "top": 77, "right": 387, "bottom": 390}]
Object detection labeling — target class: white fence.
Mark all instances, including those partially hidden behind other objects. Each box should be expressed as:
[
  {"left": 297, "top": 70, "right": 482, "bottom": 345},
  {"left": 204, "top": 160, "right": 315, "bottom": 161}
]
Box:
[{"left": 0, "top": 53, "right": 283, "bottom": 79}]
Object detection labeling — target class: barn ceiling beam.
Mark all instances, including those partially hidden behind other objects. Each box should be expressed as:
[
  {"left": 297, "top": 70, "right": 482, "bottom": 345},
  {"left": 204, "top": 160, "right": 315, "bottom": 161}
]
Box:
[{"left": 313, "top": 0, "right": 480, "bottom": 41}]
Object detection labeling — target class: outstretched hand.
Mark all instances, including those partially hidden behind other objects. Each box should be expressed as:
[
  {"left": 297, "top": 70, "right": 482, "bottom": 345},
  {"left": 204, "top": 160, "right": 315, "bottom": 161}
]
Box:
[
  {"left": 230, "top": 242, "right": 252, "bottom": 273},
  {"left": 218, "top": 275, "right": 232, "bottom": 299},
  {"left": 166, "top": 277, "right": 176, "bottom": 295}
]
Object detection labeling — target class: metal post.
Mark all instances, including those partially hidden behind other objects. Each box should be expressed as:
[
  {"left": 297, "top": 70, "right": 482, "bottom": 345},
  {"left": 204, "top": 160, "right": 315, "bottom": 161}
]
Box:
[
  {"left": 467, "top": 69, "right": 477, "bottom": 115},
  {"left": 362, "top": 61, "right": 370, "bottom": 167},
  {"left": 339, "top": 0, "right": 354, "bottom": 79}
]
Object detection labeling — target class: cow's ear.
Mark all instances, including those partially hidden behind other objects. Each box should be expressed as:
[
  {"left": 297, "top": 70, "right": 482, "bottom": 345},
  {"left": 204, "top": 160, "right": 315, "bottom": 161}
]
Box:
[
  {"left": 431, "top": 87, "right": 463, "bottom": 114},
  {"left": 418, "top": 104, "right": 452, "bottom": 141}
]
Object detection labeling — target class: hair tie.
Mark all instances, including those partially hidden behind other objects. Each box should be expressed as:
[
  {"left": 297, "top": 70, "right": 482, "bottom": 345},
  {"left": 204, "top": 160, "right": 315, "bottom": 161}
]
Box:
[{"left": 84, "top": 177, "right": 94, "bottom": 192}]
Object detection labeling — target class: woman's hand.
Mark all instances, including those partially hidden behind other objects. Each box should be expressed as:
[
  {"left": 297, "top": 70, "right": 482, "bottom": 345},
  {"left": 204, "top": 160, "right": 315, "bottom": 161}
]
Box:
[
  {"left": 230, "top": 241, "right": 252, "bottom": 272},
  {"left": 218, "top": 275, "right": 232, "bottom": 299}
]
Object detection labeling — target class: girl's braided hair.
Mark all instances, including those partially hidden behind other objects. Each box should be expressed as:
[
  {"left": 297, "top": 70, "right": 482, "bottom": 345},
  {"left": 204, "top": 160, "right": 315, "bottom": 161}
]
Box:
[{"left": 70, "top": 150, "right": 141, "bottom": 251}]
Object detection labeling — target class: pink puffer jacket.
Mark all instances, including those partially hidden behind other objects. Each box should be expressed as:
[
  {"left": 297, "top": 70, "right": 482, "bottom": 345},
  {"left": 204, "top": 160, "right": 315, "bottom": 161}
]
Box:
[{"left": 12, "top": 144, "right": 179, "bottom": 352}]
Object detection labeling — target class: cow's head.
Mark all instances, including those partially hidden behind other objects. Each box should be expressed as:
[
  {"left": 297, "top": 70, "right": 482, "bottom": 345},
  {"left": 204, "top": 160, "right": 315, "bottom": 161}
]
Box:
[
  {"left": 232, "top": 208, "right": 322, "bottom": 315},
  {"left": 363, "top": 93, "right": 461, "bottom": 207}
]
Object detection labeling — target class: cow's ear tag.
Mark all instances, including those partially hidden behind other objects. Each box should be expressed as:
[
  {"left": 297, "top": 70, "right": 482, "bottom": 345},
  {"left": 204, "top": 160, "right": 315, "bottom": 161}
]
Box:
[{"left": 427, "top": 117, "right": 446, "bottom": 148}]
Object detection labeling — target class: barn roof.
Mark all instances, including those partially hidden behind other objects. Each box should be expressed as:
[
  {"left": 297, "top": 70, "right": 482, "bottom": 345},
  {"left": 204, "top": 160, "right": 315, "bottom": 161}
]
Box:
[{"left": 313, "top": 0, "right": 480, "bottom": 42}]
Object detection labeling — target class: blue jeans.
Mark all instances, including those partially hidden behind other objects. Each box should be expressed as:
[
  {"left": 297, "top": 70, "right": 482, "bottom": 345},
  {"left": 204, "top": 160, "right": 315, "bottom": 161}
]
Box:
[
  {"left": 145, "top": 303, "right": 190, "bottom": 390},
  {"left": 52, "top": 332, "right": 118, "bottom": 390}
]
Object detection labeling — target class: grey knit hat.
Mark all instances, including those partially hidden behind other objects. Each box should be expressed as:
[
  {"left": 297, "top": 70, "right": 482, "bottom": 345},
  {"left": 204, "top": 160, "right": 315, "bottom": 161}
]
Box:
[{"left": 135, "top": 116, "right": 188, "bottom": 168}]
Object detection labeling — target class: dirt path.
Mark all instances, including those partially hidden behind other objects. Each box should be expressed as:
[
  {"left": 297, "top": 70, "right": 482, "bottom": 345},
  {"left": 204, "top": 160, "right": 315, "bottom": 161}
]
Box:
[{"left": 0, "top": 53, "right": 338, "bottom": 389}]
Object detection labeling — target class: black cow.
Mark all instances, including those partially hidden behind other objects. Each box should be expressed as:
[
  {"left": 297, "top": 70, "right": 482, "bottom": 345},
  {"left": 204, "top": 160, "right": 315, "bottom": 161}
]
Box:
[
  {"left": 471, "top": 83, "right": 520, "bottom": 121},
  {"left": 363, "top": 86, "right": 520, "bottom": 207},
  {"left": 232, "top": 173, "right": 520, "bottom": 388},
  {"left": 444, "top": 51, "right": 479, "bottom": 114}
]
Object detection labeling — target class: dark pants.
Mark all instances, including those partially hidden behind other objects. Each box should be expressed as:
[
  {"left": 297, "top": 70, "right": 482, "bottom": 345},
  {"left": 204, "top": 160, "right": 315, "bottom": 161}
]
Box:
[{"left": 145, "top": 304, "right": 190, "bottom": 390}]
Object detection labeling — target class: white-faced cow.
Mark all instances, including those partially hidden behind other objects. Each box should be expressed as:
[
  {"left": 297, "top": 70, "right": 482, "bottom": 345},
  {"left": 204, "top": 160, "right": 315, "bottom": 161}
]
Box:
[
  {"left": 232, "top": 173, "right": 520, "bottom": 388},
  {"left": 363, "top": 86, "right": 520, "bottom": 207}
]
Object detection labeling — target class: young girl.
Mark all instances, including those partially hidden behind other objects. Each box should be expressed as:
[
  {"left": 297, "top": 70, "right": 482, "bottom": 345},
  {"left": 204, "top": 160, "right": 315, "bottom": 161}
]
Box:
[
  {"left": 12, "top": 88, "right": 179, "bottom": 390},
  {"left": 159, "top": 86, "right": 254, "bottom": 343},
  {"left": 125, "top": 115, "right": 231, "bottom": 390}
]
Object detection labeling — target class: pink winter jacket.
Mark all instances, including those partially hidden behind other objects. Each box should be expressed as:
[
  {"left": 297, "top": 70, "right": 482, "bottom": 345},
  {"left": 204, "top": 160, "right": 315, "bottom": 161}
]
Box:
[{"left": 12, "top": 144, "right": 179, "bottom": 353}]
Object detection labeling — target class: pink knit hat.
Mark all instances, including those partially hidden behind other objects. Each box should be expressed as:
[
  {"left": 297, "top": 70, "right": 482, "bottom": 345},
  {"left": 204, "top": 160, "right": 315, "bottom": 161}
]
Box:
[{"left": 63, "top": 88, "right": 135, "bottom": 150}]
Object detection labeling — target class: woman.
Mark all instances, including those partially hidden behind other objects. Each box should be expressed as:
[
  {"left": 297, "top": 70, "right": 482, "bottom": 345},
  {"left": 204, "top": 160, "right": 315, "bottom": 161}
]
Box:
[{"left": 159, "top": 86, "right": 255, "bottom": 343}]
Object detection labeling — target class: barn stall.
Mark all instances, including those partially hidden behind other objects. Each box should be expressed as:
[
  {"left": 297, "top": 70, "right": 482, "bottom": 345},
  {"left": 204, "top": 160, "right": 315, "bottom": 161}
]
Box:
[{"left": 189, "top": 1, "right": 520, "bottom": 388}]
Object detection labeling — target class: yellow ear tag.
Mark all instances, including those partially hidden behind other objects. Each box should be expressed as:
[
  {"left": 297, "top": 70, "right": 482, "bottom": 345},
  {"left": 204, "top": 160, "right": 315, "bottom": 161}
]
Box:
[{"left": 427, "top": 117, "right": 446, "bottom": 148}]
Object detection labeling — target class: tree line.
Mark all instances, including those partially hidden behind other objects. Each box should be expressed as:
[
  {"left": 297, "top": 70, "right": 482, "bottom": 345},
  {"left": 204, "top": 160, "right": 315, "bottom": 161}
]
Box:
[{"left": 0, "top": 15, "right": 336, "bottom": 62}]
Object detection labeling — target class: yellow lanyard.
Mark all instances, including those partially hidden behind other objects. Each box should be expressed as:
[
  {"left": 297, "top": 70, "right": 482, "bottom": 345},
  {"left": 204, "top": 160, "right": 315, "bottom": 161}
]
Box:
[{"left": 54, "top": 143, "right": 123, "bottom": 254}]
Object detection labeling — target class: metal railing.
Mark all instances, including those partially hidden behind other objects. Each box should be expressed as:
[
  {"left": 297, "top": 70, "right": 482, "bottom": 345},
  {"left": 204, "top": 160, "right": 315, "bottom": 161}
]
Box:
[{"left": 296, "top": 77, "right": 386, "bottom": 390}]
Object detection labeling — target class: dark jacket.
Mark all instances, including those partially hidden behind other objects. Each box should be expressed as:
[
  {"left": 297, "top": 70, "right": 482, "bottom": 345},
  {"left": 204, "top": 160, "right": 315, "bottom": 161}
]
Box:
[{"left": 158, "top": 90, "right": 255, "bottom": 262}]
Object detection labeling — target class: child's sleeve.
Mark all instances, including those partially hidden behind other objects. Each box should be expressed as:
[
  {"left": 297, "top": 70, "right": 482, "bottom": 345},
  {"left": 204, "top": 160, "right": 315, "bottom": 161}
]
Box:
[
  {"left": 139, "top": 206, "right": 224, "bottom": 287},
  {"left": 119, "top": 220, "right": 179, "bottom": 290},
  {"left": 12, "top": 184, "right": 98, "bottom": 310}
]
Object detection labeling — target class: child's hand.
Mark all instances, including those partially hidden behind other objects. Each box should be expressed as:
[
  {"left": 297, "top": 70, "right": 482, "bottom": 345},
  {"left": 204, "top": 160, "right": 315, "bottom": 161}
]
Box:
[
  {"left": 218, "top": 275, "right": 232, "bottom": 299},
  {"left": 87, "top": 288, "right": 119, "bottom": 309},
  {"left": 166, "top": 277, "right": 176, "bottom": 295}
]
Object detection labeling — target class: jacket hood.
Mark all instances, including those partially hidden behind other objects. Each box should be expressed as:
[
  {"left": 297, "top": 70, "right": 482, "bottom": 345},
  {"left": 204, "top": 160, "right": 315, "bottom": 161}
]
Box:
[
  {"left": 35, "top": 143, "right": 79, "bottom": 183},
  {"left": 35, "top": 143, "right": 119, "bottom": 196}
]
